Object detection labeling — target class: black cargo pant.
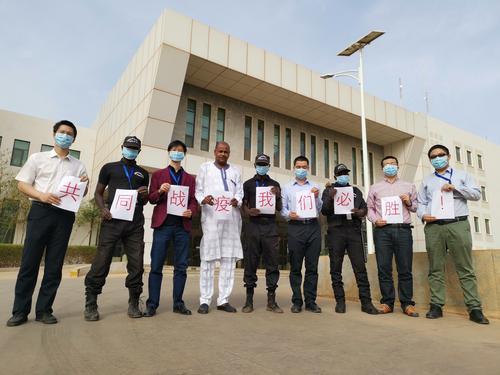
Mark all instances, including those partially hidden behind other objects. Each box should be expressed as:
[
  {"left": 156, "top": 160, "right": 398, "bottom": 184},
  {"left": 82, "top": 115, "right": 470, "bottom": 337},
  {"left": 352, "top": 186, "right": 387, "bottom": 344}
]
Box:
[
  {"left": 85, "top": 211, "right": 145, "bottom": 297},
  {"left": 288, "top": 220, "right": 321, "bottom": 307},
  {"left": 12, "top": 202, "right": 75, "bottom": 317},
  {"left": 327, "top": 223, "right": 371, "bottom": 303},
  {"left": 243, "top": 218, "right": 280, "bottom": 292}
]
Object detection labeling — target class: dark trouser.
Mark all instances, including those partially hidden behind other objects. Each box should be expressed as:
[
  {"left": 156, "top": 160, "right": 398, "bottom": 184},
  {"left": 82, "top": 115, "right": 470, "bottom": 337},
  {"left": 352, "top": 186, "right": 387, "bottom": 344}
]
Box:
[
  {"left": 374, "top": 225, "right": 415, "bottom": 310},
  {"left": 243, "top": 219, "right": 280, "bottom": 292},
  {"left": 12, "top": 202, "right": 75, "bottom": 317},
  {"left": 328, "top": 223, "right": 371, "bottom": 303},
  {"left": 288, "top": 221, "right": 321, "bottom": 306},
  {"left": 146, "top": 223, "right": 190, "bottom": 309},
  {"left": 85, "top": 212, "right": 145, "bottom": 297}
]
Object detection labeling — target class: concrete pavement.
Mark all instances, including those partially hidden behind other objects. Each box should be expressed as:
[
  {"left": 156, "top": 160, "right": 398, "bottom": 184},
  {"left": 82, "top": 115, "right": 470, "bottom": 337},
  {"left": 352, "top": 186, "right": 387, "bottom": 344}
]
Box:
[{"left": 0, "top": 268, "right": 499, "bottom": 375}]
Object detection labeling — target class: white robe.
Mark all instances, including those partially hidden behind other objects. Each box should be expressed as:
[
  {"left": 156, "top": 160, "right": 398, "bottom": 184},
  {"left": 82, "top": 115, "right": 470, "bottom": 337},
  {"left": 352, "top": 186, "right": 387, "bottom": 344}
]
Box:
[{"left": 195, "top": 162, "right": 243, "bottom": 261}]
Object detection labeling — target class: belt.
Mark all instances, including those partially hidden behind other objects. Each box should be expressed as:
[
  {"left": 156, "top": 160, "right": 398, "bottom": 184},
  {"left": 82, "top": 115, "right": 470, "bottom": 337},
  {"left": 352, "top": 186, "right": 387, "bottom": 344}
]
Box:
[
  {"left": 31, "top": 200, "right": 73, "bottom": 214},
  {"left": 427, "top": 216, "right": 468, "bottom": 226},
  {"left": 382, "top": 223, "right": 413, "bottom": 229},
  {"left": 249, "top": 216, "right": 276, "bottom": 224},
  {"left": 289, "top": 218, "right": 318, "bottom": 225}
]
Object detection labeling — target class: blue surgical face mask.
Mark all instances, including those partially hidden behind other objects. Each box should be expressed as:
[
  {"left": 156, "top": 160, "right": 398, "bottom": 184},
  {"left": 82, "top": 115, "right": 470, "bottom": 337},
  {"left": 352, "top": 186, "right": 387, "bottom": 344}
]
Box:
[
  {"left": 54, "top": 133, "right": 74, "bottom": 149},
  {"left": 383, "top": 164, "right": 398, "bottom": 177},
  {"left": 122, "top": 147, "right": 139, "bottom": 160},
  {"left": 336, "top": 175, "right": 350, "bottom": 186},
  {"left": 256, "top": 165, "right": 270, "bottom": 176},
  {"left": 169, "top": 150, "right": 185, "bottom": 162},
  {"left": 294, "top": 168, "right": 308, "bottom": 180},
  {"left": 431, "top": 155, "right": 449, "bottom": 170}
]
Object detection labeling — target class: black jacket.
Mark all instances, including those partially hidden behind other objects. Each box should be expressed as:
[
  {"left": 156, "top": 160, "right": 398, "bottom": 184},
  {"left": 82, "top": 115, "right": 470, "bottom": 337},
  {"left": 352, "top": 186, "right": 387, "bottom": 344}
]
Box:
[{"left": 321, "top": 182, "right": 367, "bottom": 227}]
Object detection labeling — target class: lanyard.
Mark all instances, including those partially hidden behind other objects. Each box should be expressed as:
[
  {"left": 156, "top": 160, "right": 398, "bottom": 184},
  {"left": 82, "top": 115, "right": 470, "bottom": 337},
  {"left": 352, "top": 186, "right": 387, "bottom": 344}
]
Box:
[
  {"left": 434, "top": 168, "right": 453, "bottom": 185},
  {"left": 169, "top": 168, "right": 182, "bottom": 185},
  {"left": 255, "top": 178, "right": 267, "bottom": 187},
  {"left": 122, "top": 164, "right": 135, "bottom": 189}
]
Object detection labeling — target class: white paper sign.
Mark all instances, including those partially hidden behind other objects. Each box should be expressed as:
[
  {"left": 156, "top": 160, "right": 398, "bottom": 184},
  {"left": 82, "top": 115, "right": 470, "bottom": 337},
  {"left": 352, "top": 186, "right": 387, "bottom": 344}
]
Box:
[
  {"left": 53, "top": 176, "right": 87, "bottom": 212},
  {"left": 334, "top": 187, "right": 354, "bottom": 215},
  {"left": 212, "top": 191, "right": 233, "bottom": 221},
  {"left": 295, "top": 190, "right": 317, "bottom": 219},
  {"left": 110, "top": 189, "right": 138, "bottom": 221},
  {"left": 431, "top": 190, "right": 455, "bottom": 219},
  {"left": 167, "top": 185, "right": 189, "bottom": 217},
  {"left": 381, "top": 196, "right": 404, "bottom": 224},
  {"left": 255, "top": 186, "right": 276, "bottom": 215}
]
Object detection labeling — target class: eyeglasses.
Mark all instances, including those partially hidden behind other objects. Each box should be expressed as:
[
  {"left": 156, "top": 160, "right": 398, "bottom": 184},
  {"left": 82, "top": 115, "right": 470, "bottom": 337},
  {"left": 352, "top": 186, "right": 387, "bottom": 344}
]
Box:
[{"left": 429, "top": 153, "right": 447, "bottom": 159}]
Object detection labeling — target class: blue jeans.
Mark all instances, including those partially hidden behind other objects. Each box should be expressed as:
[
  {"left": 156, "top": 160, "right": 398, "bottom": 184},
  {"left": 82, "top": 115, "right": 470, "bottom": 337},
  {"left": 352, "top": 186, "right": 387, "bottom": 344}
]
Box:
[{"left": 147, "top": 224, "right": 189, "bottom": 309}]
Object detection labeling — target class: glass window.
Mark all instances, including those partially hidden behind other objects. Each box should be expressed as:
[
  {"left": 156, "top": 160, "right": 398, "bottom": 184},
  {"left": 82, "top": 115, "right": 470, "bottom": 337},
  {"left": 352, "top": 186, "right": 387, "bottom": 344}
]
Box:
[
  {"left": 41, "top": 144, "right": 53, "bottom": 152},
  {"left": 333, "top": 142, "right": 339, "bottom": 166},
  {"left": 369, "top": 152, "right": 374, "bottom": 185},
  {"left": 0, "top": 136, "right": 2, "bottom": 148},
  {"left": 201, "top": 103, "right": 211, "bottom": 151},
  {"left": 477, "top": 154, "right": 483, "bottom": 169},
  {"left": 473, "top": 216, "right": 480, "bottom": 233},
  {"left": 300, "top": 132, "right": 306, "bottom": 156},
  {"left": 285, "top": 128, "right": 292, "bottom": 170},
  {"left": 10, "top": 139, "right": 30, "bottom": 167},
  {"left": 352, "top": 147, "right": 358, "bottom": 185},
  {"left": 485, "top": 219, "right": 491, "bottom": 235},
  {"left": 257, "top": 120, "right": 264, "bottom": 155},
  {"left": 216, "top": 108, "right": 225, "bottom": 142},
  {"left": 185, "top": 99, "right": 196, "bottom": 148},
  {"left": 273, "top": 125, "right": 280, "bottom": 168},
  {"left": 466, "top": 150, "right": 472, "bottom": 166},
  {"left": 69, "top": 149, "right": 81, "bottom": 160},
  {"left": 455, "top": 146, "right": 462, "bottom": 163},
  {"left": 244, "top": 116, "right": 252, "bottom": 161},
  {"left": 310, "top": 135, "right": 316, "bottom": 176},
  {"left": 481, "top": 186, "right": 487, "bottom": 201},
  {"left": 324, "top": 139, "right": 330, "bottom": 179}
]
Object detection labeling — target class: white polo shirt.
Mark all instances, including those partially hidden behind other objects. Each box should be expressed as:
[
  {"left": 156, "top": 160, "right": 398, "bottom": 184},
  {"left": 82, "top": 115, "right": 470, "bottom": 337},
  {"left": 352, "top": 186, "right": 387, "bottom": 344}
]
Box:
[{"left": 15, "top": 149, "right": 87, "bottom": 200}]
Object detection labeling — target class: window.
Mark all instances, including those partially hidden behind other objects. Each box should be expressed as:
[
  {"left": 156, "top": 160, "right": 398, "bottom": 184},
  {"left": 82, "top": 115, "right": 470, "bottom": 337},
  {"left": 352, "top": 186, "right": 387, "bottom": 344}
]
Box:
[
  {"left": 455, "top": 146, "right": 462, "bottom": 163},
  {"left": 352, "top": 147, "right": 358, "bottom": 185},
  {"left": 257, "top": 120, "right": 265, "bottom": 155},
  {"left": 201, "top": 103, "right": 211, "bottom": 151},
  {"left": 244, "top": 116, "right": 252, "bottom": 161},
  {"left": 477, "top": 154, "right": 483, "bottom": 169},
  {"left": 485, "top": 219, "right": 491, "bottom": 235},
  {"left": 473, "top": 216, "right": 480, "bottom": 233},
  {"left": 310, "top": 135, "right": 316, "bottom": 176},
  {"left": 0, "top": 136, "right": 2, "bottom": 148},
  {"left": 185, "top": 99, "right": 196, "bottom": 147},
  {"left": 466, "top": 150, "right": 472, "bottom": 166},
  {"left": 369, "top": 152, "right": 374, "bottom": 185},
  {"left": 41, "top": 144, "right": 80, "bottom": 159},
  {"left": 216, "top": 108, "right": 225, "bottom": 142},
  {"left": 324, "top": 139, "right": 330, "bottom": 179},
  {"left": 69, "top": 150, "right": 81, "bottom": 160},
  {"left": 285, "top": 128, "right": 292, "bottom": 170},
  {"left": 481, "top": 186, "right": 487, "bottom": 201},
  {"left": 333, "top": 142, "right": 339, "bottom": 166},
  {"left": 41, "top": 144, "right": 53, "bottom": 152},
  {"left": 300, "top": 132, "right": 306, "bottom": 156},
  {"left": 273, "top": 125, "right": 280, "bottom": 168},
  {"left": 10, "top": 139, "right": 30, "bottom": 167}
]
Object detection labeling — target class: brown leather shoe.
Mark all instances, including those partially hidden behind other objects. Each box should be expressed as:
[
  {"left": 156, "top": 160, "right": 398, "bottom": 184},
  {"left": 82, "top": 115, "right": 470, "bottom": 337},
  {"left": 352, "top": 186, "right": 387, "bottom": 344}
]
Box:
[
  {"left": 377, "top": 304, "right": 393, "bottom": 314},
  {"left": 404, "top": 305, "right": 419, "bottom": 317}
]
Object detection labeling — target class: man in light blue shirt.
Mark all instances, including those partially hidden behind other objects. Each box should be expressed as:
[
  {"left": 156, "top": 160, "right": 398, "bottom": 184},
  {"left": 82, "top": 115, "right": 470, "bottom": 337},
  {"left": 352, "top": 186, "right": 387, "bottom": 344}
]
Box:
[
  {"left": 417, "top": 144, "right": 488, "bottom": 324},
  {"left": 281, "top": 156, "right": 322, "bottom": 313}
]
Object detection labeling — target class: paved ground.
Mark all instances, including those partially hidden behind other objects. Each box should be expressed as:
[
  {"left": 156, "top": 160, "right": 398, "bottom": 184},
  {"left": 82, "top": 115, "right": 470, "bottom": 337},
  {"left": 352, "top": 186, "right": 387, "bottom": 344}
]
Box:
[{"left": 0, "top": 268, "right": 499, "bottom": 375}]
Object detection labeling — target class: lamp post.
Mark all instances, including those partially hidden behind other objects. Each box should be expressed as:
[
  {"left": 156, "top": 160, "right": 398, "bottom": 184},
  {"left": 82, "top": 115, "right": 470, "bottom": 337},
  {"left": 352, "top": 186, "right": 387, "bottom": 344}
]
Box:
[{"left": 321, "top": 31, "right": 384, "bottom": 255}]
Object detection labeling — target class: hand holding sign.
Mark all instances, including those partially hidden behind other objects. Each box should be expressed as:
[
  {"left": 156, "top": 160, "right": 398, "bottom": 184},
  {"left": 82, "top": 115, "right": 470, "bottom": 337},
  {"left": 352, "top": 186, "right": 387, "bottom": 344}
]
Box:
[
  {"left": 167, "top": 185, "right": 189, "bottom": 217},
  {"left": 381, "top": 196, "right": 404, "bottom": 224},
  {"left": 212, "top": 191, "right": 233, "bottom": 221},
  {"left": 110, "top": 189, "right": 138, "bottom": 221},
  {"left": 53, "top": 176, "right": 87, "bottom": 212},
  {"left": 256, "top": 186, "right": 276, "bottom": 215},
  {"left": 431, "top": 190, "right": 455, "bottom": 219},
  {"left": 295, "top": 190, "right": 317, "bottom": 218},
  {"left": 334, "top": 187, "right": 354, "bottom": 214}
]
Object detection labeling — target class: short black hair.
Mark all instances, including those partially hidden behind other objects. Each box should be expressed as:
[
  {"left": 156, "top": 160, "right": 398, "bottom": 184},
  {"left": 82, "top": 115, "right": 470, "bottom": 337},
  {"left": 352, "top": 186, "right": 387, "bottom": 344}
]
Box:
[
  {"left": 167, "top": 140, "right": 187, "bottom": 152},
  {"left": 427, "top": 144, "right": 450, "bottom": 158},
  {"left": 380, "top": 155, "right": 399, "bottom": 167},
  {"left": 293, "top": 155, "right": 309, "bottom": 166},
  {"left": 53, "top": 120, "right": 77, "bottom": 139}
]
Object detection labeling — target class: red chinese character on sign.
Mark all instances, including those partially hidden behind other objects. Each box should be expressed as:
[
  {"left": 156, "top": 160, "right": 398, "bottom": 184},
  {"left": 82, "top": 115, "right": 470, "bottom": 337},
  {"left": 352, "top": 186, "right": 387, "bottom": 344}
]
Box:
[
  {"left": 214, "top": 197, "right": 231, "bottom": 212},
  {"left": 169, "top": 190, "right": 187, "bottom": 207},
  {"left": 298, "top": 194, "right": 313, "bottom": 210},
  {"left": 59, "top": 182, "right": 80, "bottom": 202},
  {"left": 258, "top": 191, "right": 274, "bottom": 208},
  {"left": 336, "top": 192, "right": 352, "bottom": 207},
  {"left": 116, "top": 194, "right": 133, "bottom": 211},
  {"left": 384, "top": 200, "right": 400, "bottom": 216}
]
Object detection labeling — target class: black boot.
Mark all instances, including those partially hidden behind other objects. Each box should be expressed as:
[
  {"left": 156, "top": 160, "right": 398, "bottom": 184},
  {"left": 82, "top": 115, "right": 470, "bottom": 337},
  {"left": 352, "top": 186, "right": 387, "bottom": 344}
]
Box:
[
  {"left": 426, "top": 304, "right": 443, "bottom": 319},
  {"left": 242, "top": 288, "right": 254, "bottom": 313},
  {"left": 127, "top": 291, "right": 143, "bottom": 319},
  {"left": 335, "top": 299, "right": 346, "bottom": 314},
  {"left": 84, "top": 293, "right": 100, "bottom": 321},
  {"left": 266, "top": 291, "right": 283, "bottom": 313},
  {"left": 361, "top": 301, "right": 379, "bottom": 315}
]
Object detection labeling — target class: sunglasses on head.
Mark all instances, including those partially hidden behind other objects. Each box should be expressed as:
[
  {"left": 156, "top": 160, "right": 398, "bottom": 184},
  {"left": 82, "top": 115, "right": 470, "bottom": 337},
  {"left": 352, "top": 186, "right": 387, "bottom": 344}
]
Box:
[{"left": 429, "top": 153, "right": 448, "bottom": 159}]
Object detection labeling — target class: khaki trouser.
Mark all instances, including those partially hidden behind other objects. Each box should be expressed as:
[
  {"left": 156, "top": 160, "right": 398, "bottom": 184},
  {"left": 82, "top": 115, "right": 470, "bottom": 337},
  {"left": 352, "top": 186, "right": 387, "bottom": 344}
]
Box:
[{"left": 424, "top": 219, "right": 482, "bottom": 311}]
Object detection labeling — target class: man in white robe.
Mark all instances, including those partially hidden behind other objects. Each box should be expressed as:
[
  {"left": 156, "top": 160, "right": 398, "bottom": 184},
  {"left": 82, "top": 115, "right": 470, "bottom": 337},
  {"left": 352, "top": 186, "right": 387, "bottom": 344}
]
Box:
[{"left": 195, "top": 141, "right": 243, "bottom": 313}]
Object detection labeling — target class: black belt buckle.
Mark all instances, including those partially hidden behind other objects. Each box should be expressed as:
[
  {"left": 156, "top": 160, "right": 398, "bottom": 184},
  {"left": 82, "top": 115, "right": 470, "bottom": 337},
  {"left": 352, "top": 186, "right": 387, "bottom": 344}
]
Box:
[
  {"left": 433, "top": 216, "right": 467, "bottom": 225},
  {"left": 296, "top": 218, "right": 317, "bottom": 225}
]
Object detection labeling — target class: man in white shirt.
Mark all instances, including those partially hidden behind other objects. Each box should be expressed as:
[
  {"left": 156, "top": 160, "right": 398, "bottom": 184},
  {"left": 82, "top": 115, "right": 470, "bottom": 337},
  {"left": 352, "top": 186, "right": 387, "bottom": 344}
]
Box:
[{"left": 7, "top": 120, "right": 88, "bottom": 327}]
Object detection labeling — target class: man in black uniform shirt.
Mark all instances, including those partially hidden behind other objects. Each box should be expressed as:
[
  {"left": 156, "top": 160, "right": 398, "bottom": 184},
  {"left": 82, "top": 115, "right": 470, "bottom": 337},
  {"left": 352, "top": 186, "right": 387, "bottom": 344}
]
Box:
[
  {"left": 84, "top": 136, "right": 149, "bottom": 321},
  {"left": 321, "top": 163, "right": 378, "bottom": 315},
  {"left": 241, "top": 154, "right": 283, "bottom": 313}
]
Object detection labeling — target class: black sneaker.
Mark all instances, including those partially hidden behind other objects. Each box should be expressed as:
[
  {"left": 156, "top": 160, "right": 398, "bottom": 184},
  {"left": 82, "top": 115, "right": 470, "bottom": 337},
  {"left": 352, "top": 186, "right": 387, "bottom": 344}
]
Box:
[
  {"left": 84, "top": 305, "right": 100, "bottom": 321},
  {"left": 425, "top": 304, "right": 443, "bottom": 319},
  {"left": 305, "top": 303, "right": 322, "bottom": 313},
  {"left": 35, "top": 313, "right": 58, "bottom": 324},
  {"left": 361, "top": 302, "right": 379, "bottom": 315},
  {"left": 217, "top": 303, "right": 237, "bottom": 313},
  {"left": 335, "top": 300, "right": 346, "bottom": 314},
  {"left": 469, "top": 309, "right": 489, "bottom": 325},
  {"left": 6, "top": 313, "right": 28, "bottom": 327},
  {"left": 290, "top": 304, "right": 302, "bottom": 313},
  {"left": 143, "top": 306, "right": 156, "bottom": 317},
  {"left": 173, "top": 304, "right": 192, "bottom": 315},
  {"left": 197, "top": 303, "right": 209, "bottom": 314}
]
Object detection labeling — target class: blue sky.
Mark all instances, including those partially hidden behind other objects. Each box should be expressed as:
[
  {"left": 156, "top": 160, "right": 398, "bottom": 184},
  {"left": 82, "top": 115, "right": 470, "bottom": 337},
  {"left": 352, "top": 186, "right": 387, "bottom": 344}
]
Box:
[{"left": 1, "top": 0, "right": 499, "bottom": 143}]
